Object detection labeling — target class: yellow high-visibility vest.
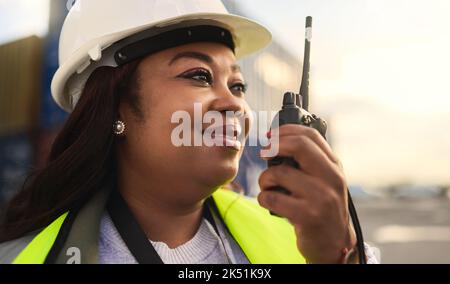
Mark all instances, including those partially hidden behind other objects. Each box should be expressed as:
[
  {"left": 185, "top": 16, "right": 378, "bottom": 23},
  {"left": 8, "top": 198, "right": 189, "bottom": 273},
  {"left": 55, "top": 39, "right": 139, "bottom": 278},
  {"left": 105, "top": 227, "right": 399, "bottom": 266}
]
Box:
[{"left": 13, "top": 189, "right": 305, "bottom": 264}]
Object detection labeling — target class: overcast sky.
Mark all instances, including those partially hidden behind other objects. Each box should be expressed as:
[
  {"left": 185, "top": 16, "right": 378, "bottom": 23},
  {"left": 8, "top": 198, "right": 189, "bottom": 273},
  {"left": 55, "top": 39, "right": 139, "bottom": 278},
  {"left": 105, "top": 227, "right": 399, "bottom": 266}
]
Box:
[
  {"left": 1, "top": 0, "right": 449, "bottom": 188},
  {"left": 233, "top": 0, "right": 450, "bottom": 187},
  {"left": 0, "top": 0, "right": 49, "bottom": 43}
]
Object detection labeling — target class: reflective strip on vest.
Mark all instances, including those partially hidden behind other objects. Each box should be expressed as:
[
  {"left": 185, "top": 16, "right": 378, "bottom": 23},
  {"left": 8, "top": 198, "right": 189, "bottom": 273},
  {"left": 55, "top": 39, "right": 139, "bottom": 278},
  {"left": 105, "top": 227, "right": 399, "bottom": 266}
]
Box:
[
  {"left": 13, "top": 189, "right": 305, "bottom": 264},
  {"left": 13, "top": 212, "right": 69, "bottom": 264}
]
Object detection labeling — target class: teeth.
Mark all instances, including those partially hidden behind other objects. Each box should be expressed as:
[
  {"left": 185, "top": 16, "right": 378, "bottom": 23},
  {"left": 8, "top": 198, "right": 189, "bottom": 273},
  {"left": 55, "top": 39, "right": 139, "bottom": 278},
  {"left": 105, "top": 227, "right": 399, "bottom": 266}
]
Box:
[
  {"left": 210, "top": 134, "right": 241, "bottom": 149},
  {"left": 203, "top": 124, "right": 242, "bottom": 148},
  {"left": 225, "top": 124, "right": 241, "bottom": 138},
  {"left": 214, "top": 134, "right": 234, "bottom": 140}
]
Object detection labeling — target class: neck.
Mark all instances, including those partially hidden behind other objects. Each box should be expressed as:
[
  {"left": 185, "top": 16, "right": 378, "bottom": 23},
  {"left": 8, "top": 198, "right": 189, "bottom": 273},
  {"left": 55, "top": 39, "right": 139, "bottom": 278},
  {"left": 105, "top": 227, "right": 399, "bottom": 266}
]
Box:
[{"left": 117, "top": 162, "right": 215, "bottom": 249}]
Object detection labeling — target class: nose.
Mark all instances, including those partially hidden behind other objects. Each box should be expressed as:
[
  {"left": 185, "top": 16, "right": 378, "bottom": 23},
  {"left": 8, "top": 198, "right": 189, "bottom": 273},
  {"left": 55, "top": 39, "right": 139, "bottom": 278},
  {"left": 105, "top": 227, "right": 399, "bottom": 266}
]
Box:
[
  {"left": 208, "top": 84, "right": 252, "bottom": 138},
  {"left": 209, "top": 84, "right": 245, "bottom": 115}
]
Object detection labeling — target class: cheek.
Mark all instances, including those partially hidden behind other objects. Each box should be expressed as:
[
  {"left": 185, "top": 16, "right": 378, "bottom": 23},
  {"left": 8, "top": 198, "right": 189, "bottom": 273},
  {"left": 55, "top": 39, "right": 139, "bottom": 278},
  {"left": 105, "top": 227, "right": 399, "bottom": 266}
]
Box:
[
  {"left": 138, "top": 100, "right": 198, "bottom": 154},
  {"left": 125, "top": 87, "right": 179, "bottom": 152}
]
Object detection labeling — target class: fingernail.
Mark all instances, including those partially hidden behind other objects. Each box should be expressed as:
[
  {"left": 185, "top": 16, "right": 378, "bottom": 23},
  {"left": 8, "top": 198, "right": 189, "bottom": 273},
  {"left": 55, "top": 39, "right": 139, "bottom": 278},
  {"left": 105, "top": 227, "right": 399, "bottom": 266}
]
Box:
[{"left": 266, "top": 131, "right": 271, "bottom": 139}]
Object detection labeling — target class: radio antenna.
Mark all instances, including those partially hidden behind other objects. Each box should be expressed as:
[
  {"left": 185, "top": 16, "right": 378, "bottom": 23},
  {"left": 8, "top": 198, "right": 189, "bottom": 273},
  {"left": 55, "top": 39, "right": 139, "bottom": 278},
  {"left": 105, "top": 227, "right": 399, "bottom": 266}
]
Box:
[{"left": 300, "top": 16, "right": 312, "bottom": 111}]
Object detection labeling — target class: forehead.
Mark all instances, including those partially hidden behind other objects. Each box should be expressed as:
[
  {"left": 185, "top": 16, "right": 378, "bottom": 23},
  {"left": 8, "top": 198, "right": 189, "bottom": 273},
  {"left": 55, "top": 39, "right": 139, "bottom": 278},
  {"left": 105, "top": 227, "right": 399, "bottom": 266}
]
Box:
[{"left": 139, "top": 42, "right": 237, "bottom": 69}]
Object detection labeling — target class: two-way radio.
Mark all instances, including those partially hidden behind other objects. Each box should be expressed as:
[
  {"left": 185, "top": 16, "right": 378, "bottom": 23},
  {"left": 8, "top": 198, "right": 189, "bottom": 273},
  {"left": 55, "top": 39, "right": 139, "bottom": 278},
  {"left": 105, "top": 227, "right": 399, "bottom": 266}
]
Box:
[{"left": 267, "top": 16, "right": 367, "bottom": 264}]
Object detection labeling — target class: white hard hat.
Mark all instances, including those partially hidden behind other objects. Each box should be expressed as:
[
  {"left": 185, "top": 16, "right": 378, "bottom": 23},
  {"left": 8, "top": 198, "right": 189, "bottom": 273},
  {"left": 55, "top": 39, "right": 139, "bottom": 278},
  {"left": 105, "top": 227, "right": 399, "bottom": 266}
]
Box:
[{"left": 51, "top": 0, "right": 272, "bottom": 112}]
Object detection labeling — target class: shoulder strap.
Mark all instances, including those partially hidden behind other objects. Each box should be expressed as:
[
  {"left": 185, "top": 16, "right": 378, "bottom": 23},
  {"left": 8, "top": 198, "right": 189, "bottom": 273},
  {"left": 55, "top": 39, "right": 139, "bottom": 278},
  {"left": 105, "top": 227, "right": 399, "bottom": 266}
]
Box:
[
  {"left": 106, "top": 189, "right": 163, "bottom": 264},
  {"left": 12, "top": 212, "right": 71, "bottom": 264},
  {"left": 106, "top": 189, "right": 223, "bottom": 264}
]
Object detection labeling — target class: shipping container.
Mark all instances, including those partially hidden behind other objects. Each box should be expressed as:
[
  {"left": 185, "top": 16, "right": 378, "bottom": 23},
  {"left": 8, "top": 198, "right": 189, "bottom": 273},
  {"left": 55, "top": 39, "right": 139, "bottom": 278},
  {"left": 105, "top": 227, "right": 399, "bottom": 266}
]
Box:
[{"left": 0, "top": 36, "right": 43, "bottom": 136}]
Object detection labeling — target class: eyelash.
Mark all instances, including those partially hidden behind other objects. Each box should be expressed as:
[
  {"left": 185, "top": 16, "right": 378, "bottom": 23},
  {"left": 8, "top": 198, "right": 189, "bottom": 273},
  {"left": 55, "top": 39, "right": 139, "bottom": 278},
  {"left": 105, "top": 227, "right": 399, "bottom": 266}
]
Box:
[
  {"left": 180, "top": 68, "right": 248, "bottom": 95},
  {"left": 230, "top": 82, "right": 248, "bottom": 94}
]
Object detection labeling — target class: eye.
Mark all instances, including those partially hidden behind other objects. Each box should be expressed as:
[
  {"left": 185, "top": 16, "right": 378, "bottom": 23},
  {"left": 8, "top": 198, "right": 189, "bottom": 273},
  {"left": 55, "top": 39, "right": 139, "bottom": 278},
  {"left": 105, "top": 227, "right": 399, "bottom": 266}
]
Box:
[
  {"left": 179, "top": 68, "right": 213, "bottom": 86},
  {"left": 229, "top": 82, "right": 248, "bottom": 95}
]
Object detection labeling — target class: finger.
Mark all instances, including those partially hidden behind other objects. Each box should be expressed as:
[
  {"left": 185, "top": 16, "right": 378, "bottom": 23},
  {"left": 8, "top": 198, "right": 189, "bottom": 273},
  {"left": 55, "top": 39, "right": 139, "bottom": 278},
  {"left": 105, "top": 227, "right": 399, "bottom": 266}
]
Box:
[
  {"left": 258, "top": 164, "right": 322, "bottom": 199},
  {"left": 276, "top": 124, "right": 339, "bottom": 164},
  {"left": 263, "top": 136, "right": 343, "bottom": 186},
  {"left": 257, "top": 190, "right": 305, "bottom": 224}
]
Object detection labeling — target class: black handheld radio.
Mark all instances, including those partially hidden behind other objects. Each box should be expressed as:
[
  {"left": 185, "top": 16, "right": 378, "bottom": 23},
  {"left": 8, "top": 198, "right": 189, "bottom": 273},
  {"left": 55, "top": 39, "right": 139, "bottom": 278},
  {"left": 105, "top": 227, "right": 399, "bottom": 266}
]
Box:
[{"left": 267, "top": 17, "right": 367, "bottom": 264}]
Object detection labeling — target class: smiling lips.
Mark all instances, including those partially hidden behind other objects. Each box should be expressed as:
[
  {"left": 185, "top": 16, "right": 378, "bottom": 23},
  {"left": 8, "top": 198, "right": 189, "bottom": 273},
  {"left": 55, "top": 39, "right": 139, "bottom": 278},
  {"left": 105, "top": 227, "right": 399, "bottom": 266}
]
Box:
[{"left": 203, "top": 124, "right": 243, "bottom": 150}]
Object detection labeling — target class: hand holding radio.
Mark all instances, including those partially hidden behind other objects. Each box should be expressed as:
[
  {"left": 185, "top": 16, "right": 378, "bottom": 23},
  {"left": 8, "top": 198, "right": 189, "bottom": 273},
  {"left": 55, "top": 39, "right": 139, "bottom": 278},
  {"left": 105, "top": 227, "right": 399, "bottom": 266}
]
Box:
[
  {"left": 256, "top": 17, "right": 366, "bottom": 264},
  {"left": 258, "top": 123, "right": 357, "bottom": 263}
]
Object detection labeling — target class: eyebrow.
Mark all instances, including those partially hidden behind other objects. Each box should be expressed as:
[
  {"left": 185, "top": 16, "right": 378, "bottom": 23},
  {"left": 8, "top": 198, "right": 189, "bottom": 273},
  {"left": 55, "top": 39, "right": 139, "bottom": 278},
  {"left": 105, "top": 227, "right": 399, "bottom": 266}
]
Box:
[
  {"left": 169, "top": 51, "right": 242, "bottom": 73},
  {"left": 231, "top": 64, "right": 241, "bottom": 73}
]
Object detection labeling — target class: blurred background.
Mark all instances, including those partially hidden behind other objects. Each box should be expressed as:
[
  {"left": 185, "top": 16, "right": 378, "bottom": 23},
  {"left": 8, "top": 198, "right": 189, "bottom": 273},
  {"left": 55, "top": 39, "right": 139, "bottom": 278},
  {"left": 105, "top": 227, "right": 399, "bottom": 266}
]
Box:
[{"left": 0, "top": 0, "right": 449, "bottom": 263}]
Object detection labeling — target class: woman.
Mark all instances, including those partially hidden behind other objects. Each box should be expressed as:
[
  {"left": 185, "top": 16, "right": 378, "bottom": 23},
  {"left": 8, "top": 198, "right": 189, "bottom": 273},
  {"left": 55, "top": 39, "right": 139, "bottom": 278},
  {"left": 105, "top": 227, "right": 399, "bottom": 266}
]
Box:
[{"left": 0, "top": 0, "right": 377, "bottom": 264}]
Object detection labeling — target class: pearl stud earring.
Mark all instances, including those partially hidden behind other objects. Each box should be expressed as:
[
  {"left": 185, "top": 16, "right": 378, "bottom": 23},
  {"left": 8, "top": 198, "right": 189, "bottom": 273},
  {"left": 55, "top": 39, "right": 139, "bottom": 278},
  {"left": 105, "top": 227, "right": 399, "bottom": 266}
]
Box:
[{"left": 113, "top": 120, "right": 126, "bottom": 135}]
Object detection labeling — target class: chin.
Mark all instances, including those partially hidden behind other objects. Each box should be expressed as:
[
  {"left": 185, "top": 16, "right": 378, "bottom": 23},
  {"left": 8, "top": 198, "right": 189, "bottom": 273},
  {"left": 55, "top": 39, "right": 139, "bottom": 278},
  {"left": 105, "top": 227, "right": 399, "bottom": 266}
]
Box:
[
  {"left": 210, "top": 161, "right": 239, "bottom": 185},
  {"left": 200, "top": 157, "right": 240, "bottom": 188}
]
